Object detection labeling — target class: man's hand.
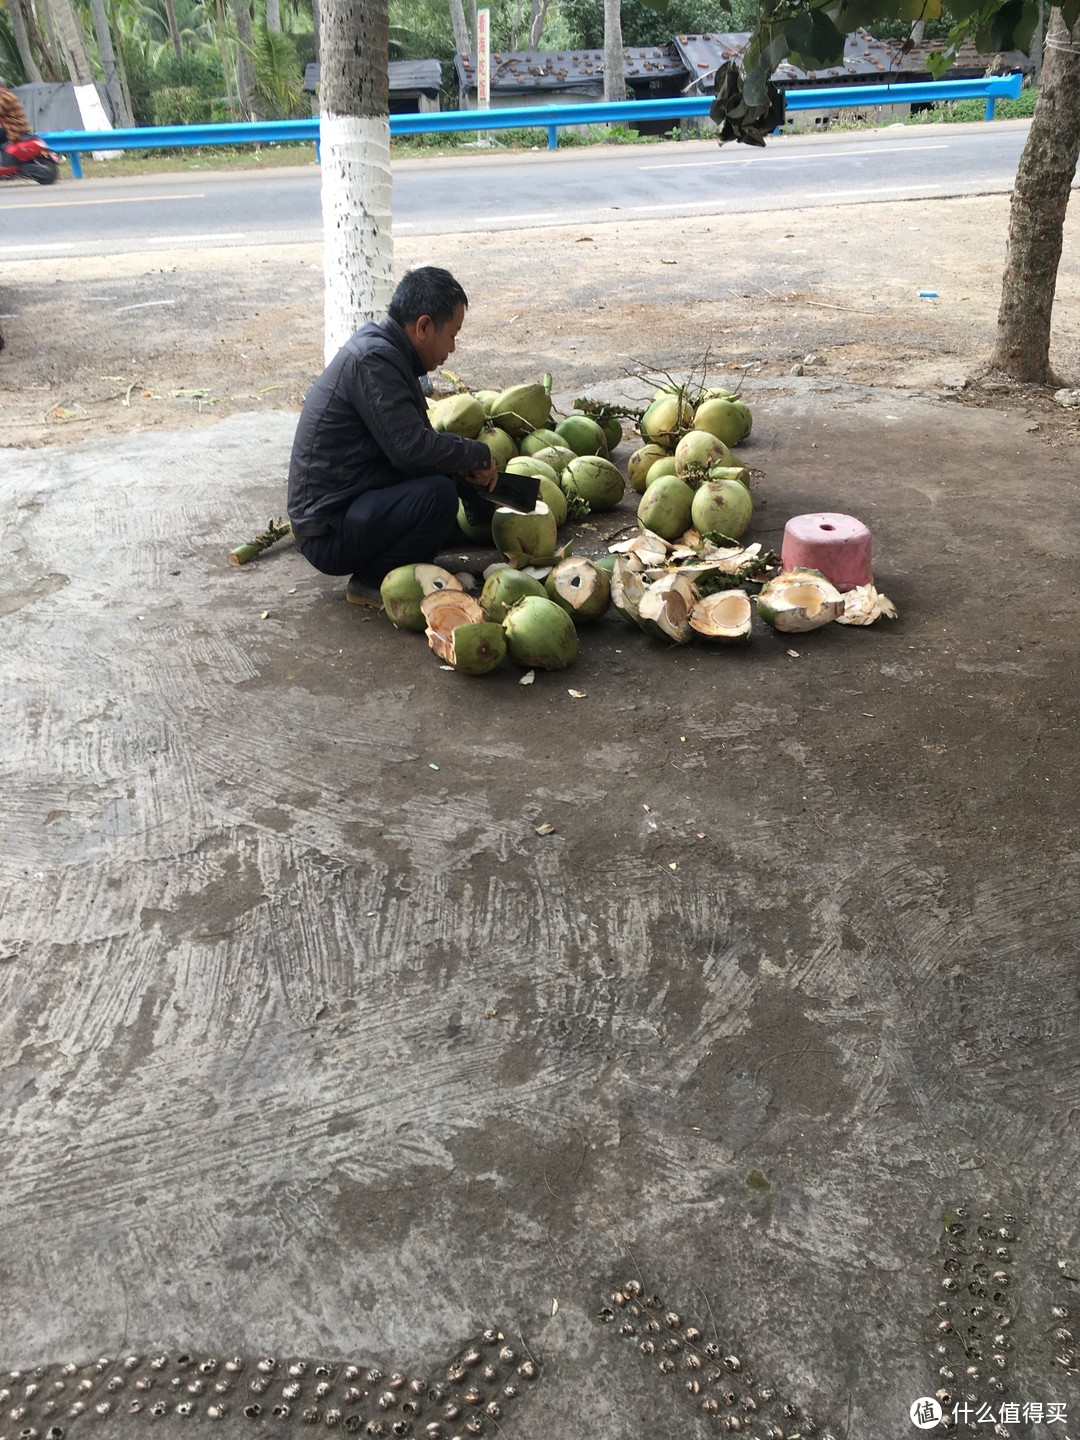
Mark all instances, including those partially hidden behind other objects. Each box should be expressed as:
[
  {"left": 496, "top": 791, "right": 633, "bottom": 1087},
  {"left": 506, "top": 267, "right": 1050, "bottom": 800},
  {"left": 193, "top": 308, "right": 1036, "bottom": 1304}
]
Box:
[{"left": 464, "top": 461, "right": 499, "bottom": 492}]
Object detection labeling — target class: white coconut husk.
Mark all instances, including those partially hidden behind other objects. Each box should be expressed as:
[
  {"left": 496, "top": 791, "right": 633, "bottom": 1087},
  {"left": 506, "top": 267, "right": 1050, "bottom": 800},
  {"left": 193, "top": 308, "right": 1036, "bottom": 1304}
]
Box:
[
  {"left": 637, "top": 573, "right": 699, "bottom": 644},
  {"left": 689, "top": 589, "right": 753, "bottom": 644},
  {"left": 836, "top": 584, "right": 899, "bottom": 625},
  {"left": 756, "top": 569, "right": 845, "bottom": 633}
]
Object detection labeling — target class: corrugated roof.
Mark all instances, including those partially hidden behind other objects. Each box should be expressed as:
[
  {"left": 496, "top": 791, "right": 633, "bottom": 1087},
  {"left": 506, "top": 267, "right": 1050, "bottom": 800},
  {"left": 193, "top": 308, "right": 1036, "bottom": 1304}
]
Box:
[
  {"left": 303, "top": 60, "right": 443, "bottom": 96},
  {"left": 671, "top": 29, "right": 1030, "bottom": 92},
  {"left": 453, "top": 45, "right": 687, "bottom": 93}
]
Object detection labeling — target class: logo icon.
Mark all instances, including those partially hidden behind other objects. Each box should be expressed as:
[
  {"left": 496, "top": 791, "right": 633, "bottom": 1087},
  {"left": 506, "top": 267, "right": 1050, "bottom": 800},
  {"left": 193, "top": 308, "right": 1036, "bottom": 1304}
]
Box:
[{"left": 910, "top": 1396, "right": 943, "bottom": 1429}]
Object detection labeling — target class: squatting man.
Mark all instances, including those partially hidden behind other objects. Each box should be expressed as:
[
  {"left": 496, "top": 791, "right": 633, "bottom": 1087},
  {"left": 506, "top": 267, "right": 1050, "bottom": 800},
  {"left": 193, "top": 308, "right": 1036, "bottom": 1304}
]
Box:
[{"left": 288, "top": 267, "right": 497, "bottom": 605}]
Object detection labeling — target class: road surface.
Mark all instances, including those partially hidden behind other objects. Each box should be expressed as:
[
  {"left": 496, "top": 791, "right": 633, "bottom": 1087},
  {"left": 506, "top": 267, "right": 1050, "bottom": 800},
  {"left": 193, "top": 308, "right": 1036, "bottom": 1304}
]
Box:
[{"left": 0, "top": 120, "right": 1040, "bottom": 262}]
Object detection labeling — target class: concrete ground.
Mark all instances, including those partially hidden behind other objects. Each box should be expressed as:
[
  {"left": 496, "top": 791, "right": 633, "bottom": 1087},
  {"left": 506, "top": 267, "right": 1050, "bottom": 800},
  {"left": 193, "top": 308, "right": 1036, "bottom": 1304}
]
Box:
[{"left": 2, "top": 369, "right": 1078, "bottom": 1439}]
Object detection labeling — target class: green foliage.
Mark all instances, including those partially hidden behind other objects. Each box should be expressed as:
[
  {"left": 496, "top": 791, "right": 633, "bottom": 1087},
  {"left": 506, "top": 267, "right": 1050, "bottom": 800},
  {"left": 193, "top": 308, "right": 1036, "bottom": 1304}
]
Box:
[
  {"left": 0, "top": 10, "right": 27, "bottom": 83},
  {"left": 251, "top": 23, "right": 302, "bottom": 115},
  {"left": 560, "top": 0, "right": 760, "bottom": 49},
  {"left": 905, "top": 84, "right": 1038, "bottom": 120},
  {"left": 151, "top": 83, "right": 214, "bottom": 123}
]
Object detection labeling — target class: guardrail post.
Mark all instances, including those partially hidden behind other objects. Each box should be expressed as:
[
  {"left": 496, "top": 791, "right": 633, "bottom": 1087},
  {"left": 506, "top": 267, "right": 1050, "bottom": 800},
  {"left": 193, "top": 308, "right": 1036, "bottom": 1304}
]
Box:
[
  {"left": 547, "top": 124, "right": 558, "bottom": 150},
  {"left": 68, "top": 153, "right": 83, "bottom": 178},
  {"left": 985, "top": 96, "right": 996, "bottom": 120}
]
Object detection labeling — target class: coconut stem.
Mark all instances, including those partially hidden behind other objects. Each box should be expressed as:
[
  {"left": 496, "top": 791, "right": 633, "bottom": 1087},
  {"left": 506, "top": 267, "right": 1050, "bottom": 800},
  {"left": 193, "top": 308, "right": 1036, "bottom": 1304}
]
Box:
[
  {"left": 228, "top": 518, "right": 293, "bottom": 566},
  {"left": 571, "top": 396, "right": 645, "bottom": 425}
]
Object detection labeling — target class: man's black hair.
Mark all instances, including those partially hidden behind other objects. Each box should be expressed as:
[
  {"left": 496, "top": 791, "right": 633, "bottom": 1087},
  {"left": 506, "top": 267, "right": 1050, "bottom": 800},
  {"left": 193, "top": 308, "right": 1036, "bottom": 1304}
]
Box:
[{"left": 387, "top": 267, "right": 468, "bottom": 329}]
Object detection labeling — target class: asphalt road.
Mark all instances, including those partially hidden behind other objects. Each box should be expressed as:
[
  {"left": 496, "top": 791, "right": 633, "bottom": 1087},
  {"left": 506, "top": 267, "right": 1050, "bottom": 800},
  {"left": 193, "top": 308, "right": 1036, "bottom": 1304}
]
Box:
[{"left": 0, "top": 119, "right": 1036, "bottom": 261}]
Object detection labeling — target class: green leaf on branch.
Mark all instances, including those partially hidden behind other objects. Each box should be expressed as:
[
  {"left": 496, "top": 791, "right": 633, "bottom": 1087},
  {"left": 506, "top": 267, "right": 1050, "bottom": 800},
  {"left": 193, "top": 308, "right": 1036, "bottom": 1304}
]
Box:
[{"left": 784, "top": 8, "right": 847, "bottom": 67}]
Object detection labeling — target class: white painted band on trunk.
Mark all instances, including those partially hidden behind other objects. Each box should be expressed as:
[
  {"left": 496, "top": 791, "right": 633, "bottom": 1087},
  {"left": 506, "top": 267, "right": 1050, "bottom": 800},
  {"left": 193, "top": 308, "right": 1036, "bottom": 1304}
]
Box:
[
  {"left": 320, "top": 111, "right": 394, "bottom": 364},
  {"left": 74, "top": 81, "right": 123, "bottom": 161}
]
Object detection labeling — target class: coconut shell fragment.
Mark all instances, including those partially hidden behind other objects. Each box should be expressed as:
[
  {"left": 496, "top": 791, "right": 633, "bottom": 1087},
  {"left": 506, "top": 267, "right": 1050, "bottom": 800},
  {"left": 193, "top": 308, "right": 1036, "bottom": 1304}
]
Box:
[
  {"left": 690, "top": 589, "right": 753, "bottom": 644},
  {"left": 637, "top": 573, "right": 699, "bottom": 644},
  {"left": 756, "top": 569, "right": 845, "bottom": 633}
]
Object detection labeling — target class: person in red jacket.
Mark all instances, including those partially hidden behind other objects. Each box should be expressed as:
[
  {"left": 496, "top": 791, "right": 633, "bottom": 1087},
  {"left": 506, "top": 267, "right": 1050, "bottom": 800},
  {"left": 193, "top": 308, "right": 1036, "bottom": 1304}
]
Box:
[{"left": 0, "top": 78, "right": 31, "bottom": 167}]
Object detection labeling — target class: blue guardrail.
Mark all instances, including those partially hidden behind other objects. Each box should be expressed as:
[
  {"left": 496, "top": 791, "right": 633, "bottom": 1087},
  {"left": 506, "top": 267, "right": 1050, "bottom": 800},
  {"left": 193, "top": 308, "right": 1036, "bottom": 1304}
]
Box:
[{"left": 44, "top": 74, "right": 1023, "bottom": 178}]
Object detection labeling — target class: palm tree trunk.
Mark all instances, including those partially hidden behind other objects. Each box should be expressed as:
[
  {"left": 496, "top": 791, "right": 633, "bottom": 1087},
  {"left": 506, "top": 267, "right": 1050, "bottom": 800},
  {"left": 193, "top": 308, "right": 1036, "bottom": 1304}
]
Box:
[
  {"left": 214, "top": 0, "right": 240, "bottom": 118},
  {"left": 311, "top": 0, "right": 320, "bottom": 60},
  {"left": 990, "top": 7, "right": 1080, "bottom": 383},
  {"left": 265, "top": 0, "right": 281, "bottom": 31},
  {"left": 527, "top": 0, "right": 550, "bottom": 48},
  {"left": 448, "top": 0, "right": 469, "bottom": 56},
  {"left": 32, "top": 0, "right": 66, "bottom": 80},
  {"left": 89, "top": 0, "right": 133, "bottom": 125},
  {"left": 163, "top": 0, "right": 184, "bottom": 60},
  {"left": 603, "top": 0, "right": 624, "bottom": 104},
  {"left": 10, "top": 0, "right": 44, "bottom": 83},
  {"left": 319, "top": 0, "right": 393, "bottom": 360},
  {"left": 232, "top": 0, "right": 262, "bottom": 117}
]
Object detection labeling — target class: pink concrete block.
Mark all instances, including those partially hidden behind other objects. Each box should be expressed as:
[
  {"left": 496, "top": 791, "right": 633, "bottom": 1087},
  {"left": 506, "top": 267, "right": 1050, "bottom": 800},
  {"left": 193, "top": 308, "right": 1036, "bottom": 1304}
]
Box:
[{"left": 781, "top": 512, "right": 873, "bottom": 593}]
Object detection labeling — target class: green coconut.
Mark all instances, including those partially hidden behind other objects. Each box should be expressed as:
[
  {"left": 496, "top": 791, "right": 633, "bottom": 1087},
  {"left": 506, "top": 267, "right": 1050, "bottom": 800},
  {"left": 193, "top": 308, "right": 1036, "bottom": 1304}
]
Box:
[
  {"left": 639, "top": 394, "right": 694, "bottom": 450},
  {"left": 544, "top": 557, "right": 611, "bottom": 621},
  {"left": 593, "top": 554, "right": 618, "bottom": 576},
  {"left": 474, "top": 389, "right": 501, "bottom": 415},
  {"left": 520, "top": 427, "right": 567, "bottom": 456},
  {"left": 675, "top": 429, "right": 732, "bottom": 479},
  {"left": 690, "top": 589, "right": 753, "bottom": 644},
  {"left": 601, "top": 415, "right": 624, "bottom": 451},
  {"left": 380, "top": 563, "right": 463, "bottom": 632},
  {"left": 637, "top": 476, "right": 695, "bottom": 542},
  {"left": 490, "top": 502, "right": 558, "bottom": 567},
  {"left": 645, "top": 456, "right": 679, "bottom": 484},
  {"left": 489, "top": 381, "right": 553, "bottom": 437},
  {"left": 480, "top": 567, "right": 548, "bottom": 624},
  {"left": 693, "top": 398, "right": 745, "bottom": 448},
  {"left": 757, "top": 569, "right": 845, "bottom": 633},
  {"left": 637, "top": 573, "right": 699, "bottom": 644},
  {"left": 563, "top": 455, "right": 625, "bottom": 511},
  {"left": 430, "top": 393, "right": 486, "bottom": 439},
  {"left": 422, "top": 590, "right": 506, "bottom": 674},
  {"left": 538, "top": 477, "right": 568, "bottom": 528},
  {"left": 555, "top": 414, "right": 609, "bottom": 457},
  {"left": 505, "top": 455, "right": 561, "bottom": 487},
  {"left": 690, "top": 478, "right": 754, "bottom": 541},
  {"left": 530, "top": 445, "right": 576, "bottom": 478},
  {"left": 627, "top": 444, "right": 670, "bottom": 495},
  {"left": 456, "top": 500, "right": 493, "bottom": 545},
  {"left": 480, "top": 423, "right": 519, "bottom": 469},
  {"left": 502, "top": 595, "right": 578, "bottom": 670},
  {"left": 731, "top": 399, "right": 753, "bottom": 439},
  {"left": 611, "top": 557, "right": 648, "bottom": 628}
]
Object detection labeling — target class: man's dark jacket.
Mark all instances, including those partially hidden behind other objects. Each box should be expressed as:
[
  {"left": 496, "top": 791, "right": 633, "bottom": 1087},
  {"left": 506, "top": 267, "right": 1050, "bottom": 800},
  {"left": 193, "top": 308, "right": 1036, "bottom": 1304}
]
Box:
[{"left": 287, "top": 316, "right": 491, "bottom": 540}]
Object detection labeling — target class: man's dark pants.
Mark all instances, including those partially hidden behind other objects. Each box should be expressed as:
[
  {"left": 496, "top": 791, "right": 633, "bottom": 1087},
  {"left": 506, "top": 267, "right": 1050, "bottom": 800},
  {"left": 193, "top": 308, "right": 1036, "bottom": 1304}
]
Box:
[{"left": 299, "top": 474, "right": 462, "bottom": 587}]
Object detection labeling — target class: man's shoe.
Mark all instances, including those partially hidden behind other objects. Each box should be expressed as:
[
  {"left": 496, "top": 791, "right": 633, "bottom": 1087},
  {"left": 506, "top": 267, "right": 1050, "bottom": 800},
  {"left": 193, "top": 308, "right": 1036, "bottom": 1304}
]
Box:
[{"left": 345, "top": 578, "right": 384, "bottom": 609}]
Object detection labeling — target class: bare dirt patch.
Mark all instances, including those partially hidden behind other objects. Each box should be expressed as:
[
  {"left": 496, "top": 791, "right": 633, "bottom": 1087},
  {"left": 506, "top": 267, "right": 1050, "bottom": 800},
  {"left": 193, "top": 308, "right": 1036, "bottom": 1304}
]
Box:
[{"left": 3, "top": 189, "right": 1080, "bottom": 448}]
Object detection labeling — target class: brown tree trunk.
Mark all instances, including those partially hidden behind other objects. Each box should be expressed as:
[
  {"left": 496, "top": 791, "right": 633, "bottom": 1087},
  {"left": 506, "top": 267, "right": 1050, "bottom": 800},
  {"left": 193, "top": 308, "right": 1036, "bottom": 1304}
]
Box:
[
  {"left": 448, "top": 0, "right": 469, "bottom": 55},
  {"left": 32, "top": 0, "right": 67, "bottom": 80},
  {"left": 232, "top": 0, "right": 262, "bottom": 117},
  {"left": 311, "top": 0, "right": 320, "bottom": 60},
  {"left": 10, "top": 0, "right": 44, "bottom": 83},
  {"left": 89, "top": 0, "right": 134, "bottom": 125},
  {"left": 51, "top": 0, "right": 96, "bottom": 85},
  {"left": 603, "top": 0, "right": 624, "bottom": 104},
  {"left": 163, "top": 0, "right": 184, "bottom": 60},
  {"left": 990, "top": 8, "right": 1080, "bottom": 383},
  {"left": 527, "top": 0, "right": 550, "bottom": 48}
]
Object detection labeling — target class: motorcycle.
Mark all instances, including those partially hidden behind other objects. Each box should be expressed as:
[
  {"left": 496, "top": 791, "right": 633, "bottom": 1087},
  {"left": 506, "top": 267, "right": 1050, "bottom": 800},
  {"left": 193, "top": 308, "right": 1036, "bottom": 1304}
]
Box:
[{"left": 0, "top": 134, "right": 61, "bottom": 185}]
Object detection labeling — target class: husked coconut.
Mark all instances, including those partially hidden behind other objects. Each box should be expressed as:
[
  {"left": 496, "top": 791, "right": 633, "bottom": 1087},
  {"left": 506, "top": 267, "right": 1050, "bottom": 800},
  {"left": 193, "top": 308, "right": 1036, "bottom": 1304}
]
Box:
[
  {"left": 611, "top": 557, "right": 649, "bottom": 627},
  {"left": 756, "top": 569, "right": 845, "bottom": 633},
  {"left": 380, "top": 563, "right": 463, "bottom": 632},
  {"left": 637, "top": 573, "right": 699, "bottom": 644},
  {"left": 545, "top": 557, "right": 611, "bottom": 621},
  {"left": 690, "top": 589, "right": 753, "bottom": 644},
  {"left": 422, "top": 590, "right": 506, "bottom": 675}
]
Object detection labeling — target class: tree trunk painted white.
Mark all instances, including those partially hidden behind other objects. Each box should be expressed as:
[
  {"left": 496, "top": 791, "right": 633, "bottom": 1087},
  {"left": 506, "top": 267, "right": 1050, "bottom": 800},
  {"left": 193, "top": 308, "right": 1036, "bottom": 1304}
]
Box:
[
  {"left": 266, "top": 0, "right": 281, "bottom": 31},
  {"left": 990, "top": 7, "right": 1080, "bottom": 382},
  {"left": 319, "top": 0, "right": 394, "bottom": 362},
  {"left": 448, "top": 0, "right": 469, "bottom": 56},
  {"left": 51, "top": 0, "right": 115, "bottom": 145},
  {"left": 603, "top": 0, "right": 624, "bottom": 104},
  {"left": 89, "top": 0, "right": 134, "bottom": 126},
  {"left": 10, "top": 0, "right": 43, "bottom": 84}
]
